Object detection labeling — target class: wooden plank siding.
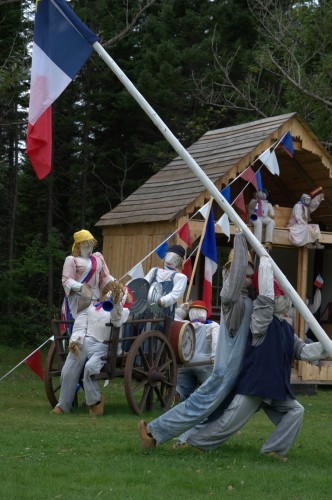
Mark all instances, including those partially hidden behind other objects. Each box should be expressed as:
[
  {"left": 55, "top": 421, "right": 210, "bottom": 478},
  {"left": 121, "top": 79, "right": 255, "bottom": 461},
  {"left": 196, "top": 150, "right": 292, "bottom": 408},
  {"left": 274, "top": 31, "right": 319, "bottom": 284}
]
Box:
[{"left": 102, "top": 221, "right": 179, "bottom": 280}]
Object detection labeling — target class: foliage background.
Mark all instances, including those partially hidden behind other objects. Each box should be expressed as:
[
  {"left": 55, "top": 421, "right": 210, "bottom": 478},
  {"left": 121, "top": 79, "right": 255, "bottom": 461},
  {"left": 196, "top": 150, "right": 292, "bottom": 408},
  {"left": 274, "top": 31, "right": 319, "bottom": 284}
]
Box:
[{"left": 0, "top": 0, "right": 331, "bottom": 346}]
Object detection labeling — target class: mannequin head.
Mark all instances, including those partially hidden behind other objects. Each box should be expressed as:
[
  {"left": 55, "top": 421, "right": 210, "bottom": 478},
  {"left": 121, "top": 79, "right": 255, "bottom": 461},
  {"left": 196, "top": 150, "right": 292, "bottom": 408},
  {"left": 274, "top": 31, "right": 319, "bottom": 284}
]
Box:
[
  {"left": 163, "top": 244, "right": 185, "bottom": 272},
  {"left": 255, "top": 190, "right": 267, "bottom": 201},
  {"left": 72, "top": 229, "right": 97, "bottom": 257},
  {"left": 300, "top": 194, "right": 311, "bottom": 207},
  {"left": 189, "top": 300, "right": 208, "bottom": 322}
]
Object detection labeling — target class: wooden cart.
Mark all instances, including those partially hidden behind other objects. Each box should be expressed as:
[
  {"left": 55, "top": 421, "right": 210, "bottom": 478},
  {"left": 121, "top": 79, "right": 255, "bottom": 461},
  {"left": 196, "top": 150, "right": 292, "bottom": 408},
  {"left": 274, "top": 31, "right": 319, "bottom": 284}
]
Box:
[{"left": 44, "top": 315, "right": 196, "bottom": 415}]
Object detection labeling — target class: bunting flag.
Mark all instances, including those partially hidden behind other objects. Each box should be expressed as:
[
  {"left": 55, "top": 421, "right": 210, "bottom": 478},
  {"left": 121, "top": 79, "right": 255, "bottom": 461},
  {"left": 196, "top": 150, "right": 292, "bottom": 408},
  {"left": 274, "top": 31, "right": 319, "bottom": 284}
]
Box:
[
  {"left": 199, "top": 202, "right": 210, "bottom": 219},
  {"left": 221, "top": 185, "right": 231, "bottom": 203},
  {"left": 26, "top": 0, "right": 99, "bottom": 180},
  {"left": 128, "top": 262, "right": 144, "bottom": 280},
  {"left": 234, "top": 191, "right": 246, "bottom": 216},
  {"left": 259, "top": 149, "right": 280, "bottom": 176},
  {"left": 24, "top": 350, "right": 44, "bottom": 381},
  {"left": 201, "top": 207, "right": 218, "bottom": 317},
  {"left": 155, "top": 241, "right": 169, "bottom": 259},
  {"left": 240, "top": 167, "right": 258, "bottom": 190},
  {"left": 178, "top": 223, "right": 192, "bottom": 247},
  {"left": 255, "top": 169, "right": 263, "bottom": 192},
  {"left": 216, "top": 213, "right": 230, "bottom": 241},
  {"left": 280, "top": 131, "right": 294, "bottom": 157},
  {"left": 182, "top": 258, "right": 193, "bottom": 281}
]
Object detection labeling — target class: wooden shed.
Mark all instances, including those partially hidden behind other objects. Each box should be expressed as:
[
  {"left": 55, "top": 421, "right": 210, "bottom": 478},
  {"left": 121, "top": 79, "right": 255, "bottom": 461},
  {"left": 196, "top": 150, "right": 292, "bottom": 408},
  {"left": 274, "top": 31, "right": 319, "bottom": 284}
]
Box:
[{"left": 96, "top": 112, "right": 332, "bottom": 385}]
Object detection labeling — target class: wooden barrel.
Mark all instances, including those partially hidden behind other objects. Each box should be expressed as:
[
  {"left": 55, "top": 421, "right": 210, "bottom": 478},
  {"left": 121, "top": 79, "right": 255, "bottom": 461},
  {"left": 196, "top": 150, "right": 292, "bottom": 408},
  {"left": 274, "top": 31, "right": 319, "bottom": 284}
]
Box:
[{"left": 169, "top": 321, "right": 196, "bottom": 363}]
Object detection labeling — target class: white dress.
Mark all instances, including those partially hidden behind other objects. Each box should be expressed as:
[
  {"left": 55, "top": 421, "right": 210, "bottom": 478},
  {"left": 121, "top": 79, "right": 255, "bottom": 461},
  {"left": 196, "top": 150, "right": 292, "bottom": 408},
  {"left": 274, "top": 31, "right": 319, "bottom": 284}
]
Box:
[{"left": 287, "top": 195, "right": 323, "bottom": 246}]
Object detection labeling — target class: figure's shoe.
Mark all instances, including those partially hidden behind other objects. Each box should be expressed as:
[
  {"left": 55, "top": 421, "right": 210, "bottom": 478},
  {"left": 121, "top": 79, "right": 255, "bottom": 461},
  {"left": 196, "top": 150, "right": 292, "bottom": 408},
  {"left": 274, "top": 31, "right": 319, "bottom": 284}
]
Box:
[
  {"left": 315, "top": 241, "right": 325, "bottom": 249},
  {"left": 89, "top": 395, "right": 104, "bottom": 417},
  {"left": 138, "top": 420, "right": 156, "bottom": 449},
  {"left": 51, "top": 406, "right": 64, "bottom": 415},
  {"left": 264, "top": 451, "right": 288, "bottom": 462},
  {"left": 305, "top": 243, "right": 316, "bottom": 249}
]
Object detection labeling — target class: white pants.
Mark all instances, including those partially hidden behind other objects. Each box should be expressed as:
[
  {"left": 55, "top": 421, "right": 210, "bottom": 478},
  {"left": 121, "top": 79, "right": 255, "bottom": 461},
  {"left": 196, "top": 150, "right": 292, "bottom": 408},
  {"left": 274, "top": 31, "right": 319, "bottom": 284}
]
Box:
[
  {"left": 56, "top": 336, "right": 108, "bottom": 412},
  {"left": 252, "top": 217, "right": 275, "bottom": 243}
]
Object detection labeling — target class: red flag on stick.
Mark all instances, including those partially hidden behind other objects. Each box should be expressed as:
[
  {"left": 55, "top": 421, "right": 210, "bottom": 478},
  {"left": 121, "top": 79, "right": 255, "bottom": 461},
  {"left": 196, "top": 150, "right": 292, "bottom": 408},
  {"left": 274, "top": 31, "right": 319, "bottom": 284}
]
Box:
[
  {"left": 178, "top": 223, "right": 192, "bottom": 247},
  {"left": 24, "top": 350, "right": 44, "bottom": 380}
]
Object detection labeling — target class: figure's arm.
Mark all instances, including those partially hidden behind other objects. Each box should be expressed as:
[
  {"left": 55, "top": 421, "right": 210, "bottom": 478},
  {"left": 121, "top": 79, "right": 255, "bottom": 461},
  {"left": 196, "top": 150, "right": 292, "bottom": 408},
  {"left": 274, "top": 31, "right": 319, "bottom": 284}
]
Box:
[
  {"left": 308, "top": 288, "right": 322, "bottom": 315},
  {"left": 144, "top": 268, "right": 155, "bottom": 284},
  {"left": 248, "top": 199, "right": 257, "bottom": 215},
  {"left": 294, "top": 334, "right": 329, "bottom": 361},
  {"left": 250, "top": 256, "right": 274, "bottom": 344},
  {"left": 309, "top": 193, "right": 324, "bottom": 214},
  {"left": 205, "top": 321, "right": 219, "bottom": 362},
  {"left": 62, "top": 256, "right": 83, "bottom": 296},
  {"left": 267, "top": 202, "right": 274, "bottom": 218},
  {"left": 174, "top": 302, "right": 190, "bottom": 321},
  {"left": 95, "top": 252, "right": 114, "bottom": 290},
  {"left": 159, "top": 273, "right": 187, "bottom": 308},
  {"left": 220, "top": 232, "right": 248, "bottom": 305},
  {"left": 110, "top": 304, "right": 130, "bottom": 327}
]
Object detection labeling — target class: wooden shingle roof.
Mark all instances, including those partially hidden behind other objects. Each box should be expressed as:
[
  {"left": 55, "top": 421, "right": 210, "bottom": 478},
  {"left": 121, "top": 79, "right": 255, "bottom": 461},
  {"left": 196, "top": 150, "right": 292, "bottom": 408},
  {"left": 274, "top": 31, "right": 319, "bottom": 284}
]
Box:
[{"left": 96, "top": 113, "right": 332, "bottom": 229}]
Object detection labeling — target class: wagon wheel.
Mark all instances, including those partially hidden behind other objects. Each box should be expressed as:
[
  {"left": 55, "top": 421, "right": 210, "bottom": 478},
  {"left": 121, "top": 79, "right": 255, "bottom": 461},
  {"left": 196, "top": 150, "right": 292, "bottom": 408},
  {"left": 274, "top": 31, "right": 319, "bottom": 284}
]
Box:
[
  {"left": 124, "top": 330, "right": 177, "bottom": 415},
  {"left": 44, "top": 337, "right": 82, "bottom": 408}
]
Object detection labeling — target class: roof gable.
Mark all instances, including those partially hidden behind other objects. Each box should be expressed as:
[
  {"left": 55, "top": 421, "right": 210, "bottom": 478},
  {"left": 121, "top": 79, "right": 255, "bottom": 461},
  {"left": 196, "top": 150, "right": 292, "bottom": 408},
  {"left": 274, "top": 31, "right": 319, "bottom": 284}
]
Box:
[{"left": 96, "top": 113, "right": 332, "bottom": 227}]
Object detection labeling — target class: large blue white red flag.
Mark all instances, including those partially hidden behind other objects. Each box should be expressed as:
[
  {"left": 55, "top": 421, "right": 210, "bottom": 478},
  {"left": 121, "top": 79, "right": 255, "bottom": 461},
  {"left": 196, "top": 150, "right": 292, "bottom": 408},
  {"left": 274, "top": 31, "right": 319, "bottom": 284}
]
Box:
[
  {"left": 26, "top": 0, "right": 99, "bottom": 179},
  {"left": 201, "top": 207, "right": 218, "bottom": 317}
]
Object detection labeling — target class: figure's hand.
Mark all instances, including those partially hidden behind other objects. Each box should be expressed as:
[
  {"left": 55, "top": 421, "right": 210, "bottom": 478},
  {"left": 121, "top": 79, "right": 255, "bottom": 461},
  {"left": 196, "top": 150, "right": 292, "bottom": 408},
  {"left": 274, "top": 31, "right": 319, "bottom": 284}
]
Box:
[
  {"left": 69, "top": 341, "right": 80, "bottom": 356},
  {"left": 157, "top": 298, "right": 163, "bottom": 307},
  {"left": 179, "top": 302, "right": 191, "bottom": 313}
]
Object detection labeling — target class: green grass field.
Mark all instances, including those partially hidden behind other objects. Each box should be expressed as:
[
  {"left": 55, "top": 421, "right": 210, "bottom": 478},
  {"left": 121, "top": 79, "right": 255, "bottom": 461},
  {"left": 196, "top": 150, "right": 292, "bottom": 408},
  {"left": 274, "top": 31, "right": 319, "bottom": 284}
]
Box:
[{"left": 1, "top": 345, "right": 332, "bottom": 499}]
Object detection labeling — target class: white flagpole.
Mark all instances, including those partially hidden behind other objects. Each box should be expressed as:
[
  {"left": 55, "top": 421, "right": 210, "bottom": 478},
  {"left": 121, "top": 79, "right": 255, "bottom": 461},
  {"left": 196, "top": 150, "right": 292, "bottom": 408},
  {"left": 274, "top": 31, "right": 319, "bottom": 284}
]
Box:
[{"left": 93, "top": 42, "right": 332, "bottom": 357}]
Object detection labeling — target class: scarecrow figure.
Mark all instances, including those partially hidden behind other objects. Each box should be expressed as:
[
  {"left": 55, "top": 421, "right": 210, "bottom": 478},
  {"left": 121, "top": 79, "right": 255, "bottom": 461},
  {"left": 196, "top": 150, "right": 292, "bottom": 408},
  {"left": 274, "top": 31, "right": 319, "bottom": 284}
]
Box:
[
  {"left": 248, "top": 190, "right": 275, "bottom": 251},
  {"left": 287, "top": 192, "right": 324, "bottom": 249}
]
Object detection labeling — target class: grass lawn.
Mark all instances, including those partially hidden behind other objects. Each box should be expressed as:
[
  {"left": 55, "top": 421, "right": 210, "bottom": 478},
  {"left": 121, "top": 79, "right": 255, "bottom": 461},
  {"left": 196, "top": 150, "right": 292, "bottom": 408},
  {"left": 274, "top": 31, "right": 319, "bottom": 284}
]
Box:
[{"left": 0, "top": 345, "right": 332, "bottom": 499}]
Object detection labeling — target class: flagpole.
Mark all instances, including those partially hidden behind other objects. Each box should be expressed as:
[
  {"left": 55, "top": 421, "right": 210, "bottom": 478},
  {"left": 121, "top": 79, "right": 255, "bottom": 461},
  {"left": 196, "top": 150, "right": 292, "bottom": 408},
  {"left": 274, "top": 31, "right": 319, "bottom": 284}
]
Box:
[
  {"left": 0, "top": 337, "right": 53, "bottom": 382},
  {"left": 93, "top": 42, "right": 332, "bottom": 357},
  {"left": 185, "top": 197, "right": 213, "bottom": 302}
]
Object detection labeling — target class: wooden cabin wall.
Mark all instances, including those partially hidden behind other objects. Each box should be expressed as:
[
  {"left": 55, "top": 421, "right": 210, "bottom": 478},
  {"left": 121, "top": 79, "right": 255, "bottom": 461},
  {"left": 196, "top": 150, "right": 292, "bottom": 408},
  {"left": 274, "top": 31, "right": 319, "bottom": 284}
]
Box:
[{"left": 101, "top": 221, "right": 178, "bottom": 280}]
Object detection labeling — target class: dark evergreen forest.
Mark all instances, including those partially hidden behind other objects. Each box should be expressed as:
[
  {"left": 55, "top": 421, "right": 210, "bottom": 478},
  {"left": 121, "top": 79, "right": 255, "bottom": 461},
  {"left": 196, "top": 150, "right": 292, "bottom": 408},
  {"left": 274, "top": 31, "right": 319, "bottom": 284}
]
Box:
[{"left": 0, "top": 0, "right": 331, "bottom": 346}]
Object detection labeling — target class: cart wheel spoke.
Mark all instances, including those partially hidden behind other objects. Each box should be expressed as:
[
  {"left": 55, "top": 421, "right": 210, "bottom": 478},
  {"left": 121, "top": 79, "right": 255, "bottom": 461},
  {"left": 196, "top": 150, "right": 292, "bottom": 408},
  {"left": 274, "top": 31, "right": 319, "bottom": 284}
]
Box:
[{"left": 124, "top": 330, "right": 177, "bottom": 415}]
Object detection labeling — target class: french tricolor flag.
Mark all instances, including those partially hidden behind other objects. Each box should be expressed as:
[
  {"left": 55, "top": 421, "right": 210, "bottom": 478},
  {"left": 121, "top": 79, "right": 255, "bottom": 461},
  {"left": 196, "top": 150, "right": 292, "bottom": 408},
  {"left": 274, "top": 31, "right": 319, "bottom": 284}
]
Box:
[
  {"left": 26, "top": 0, "right": 98, "bottom": 180},
  {"left": 201, "top": 207, "right": 218, "bottom": 317}
]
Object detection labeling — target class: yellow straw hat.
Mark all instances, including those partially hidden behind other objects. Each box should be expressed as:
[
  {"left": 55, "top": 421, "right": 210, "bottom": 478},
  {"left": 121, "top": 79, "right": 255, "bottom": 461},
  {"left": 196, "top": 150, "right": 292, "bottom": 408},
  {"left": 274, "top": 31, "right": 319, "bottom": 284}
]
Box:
[{"left": 72, "top": 229, "right": 95, "bottom": 252}]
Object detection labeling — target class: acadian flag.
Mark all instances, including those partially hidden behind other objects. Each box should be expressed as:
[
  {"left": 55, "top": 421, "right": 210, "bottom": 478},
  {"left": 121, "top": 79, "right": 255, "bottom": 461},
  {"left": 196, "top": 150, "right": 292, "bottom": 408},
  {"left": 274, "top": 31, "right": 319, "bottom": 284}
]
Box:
[
  {"left": 26, "top": 0, "right": 99, "bottom": 180},
  {"left": 201, "top": 207, "right": 218, "bottom": 317}
]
